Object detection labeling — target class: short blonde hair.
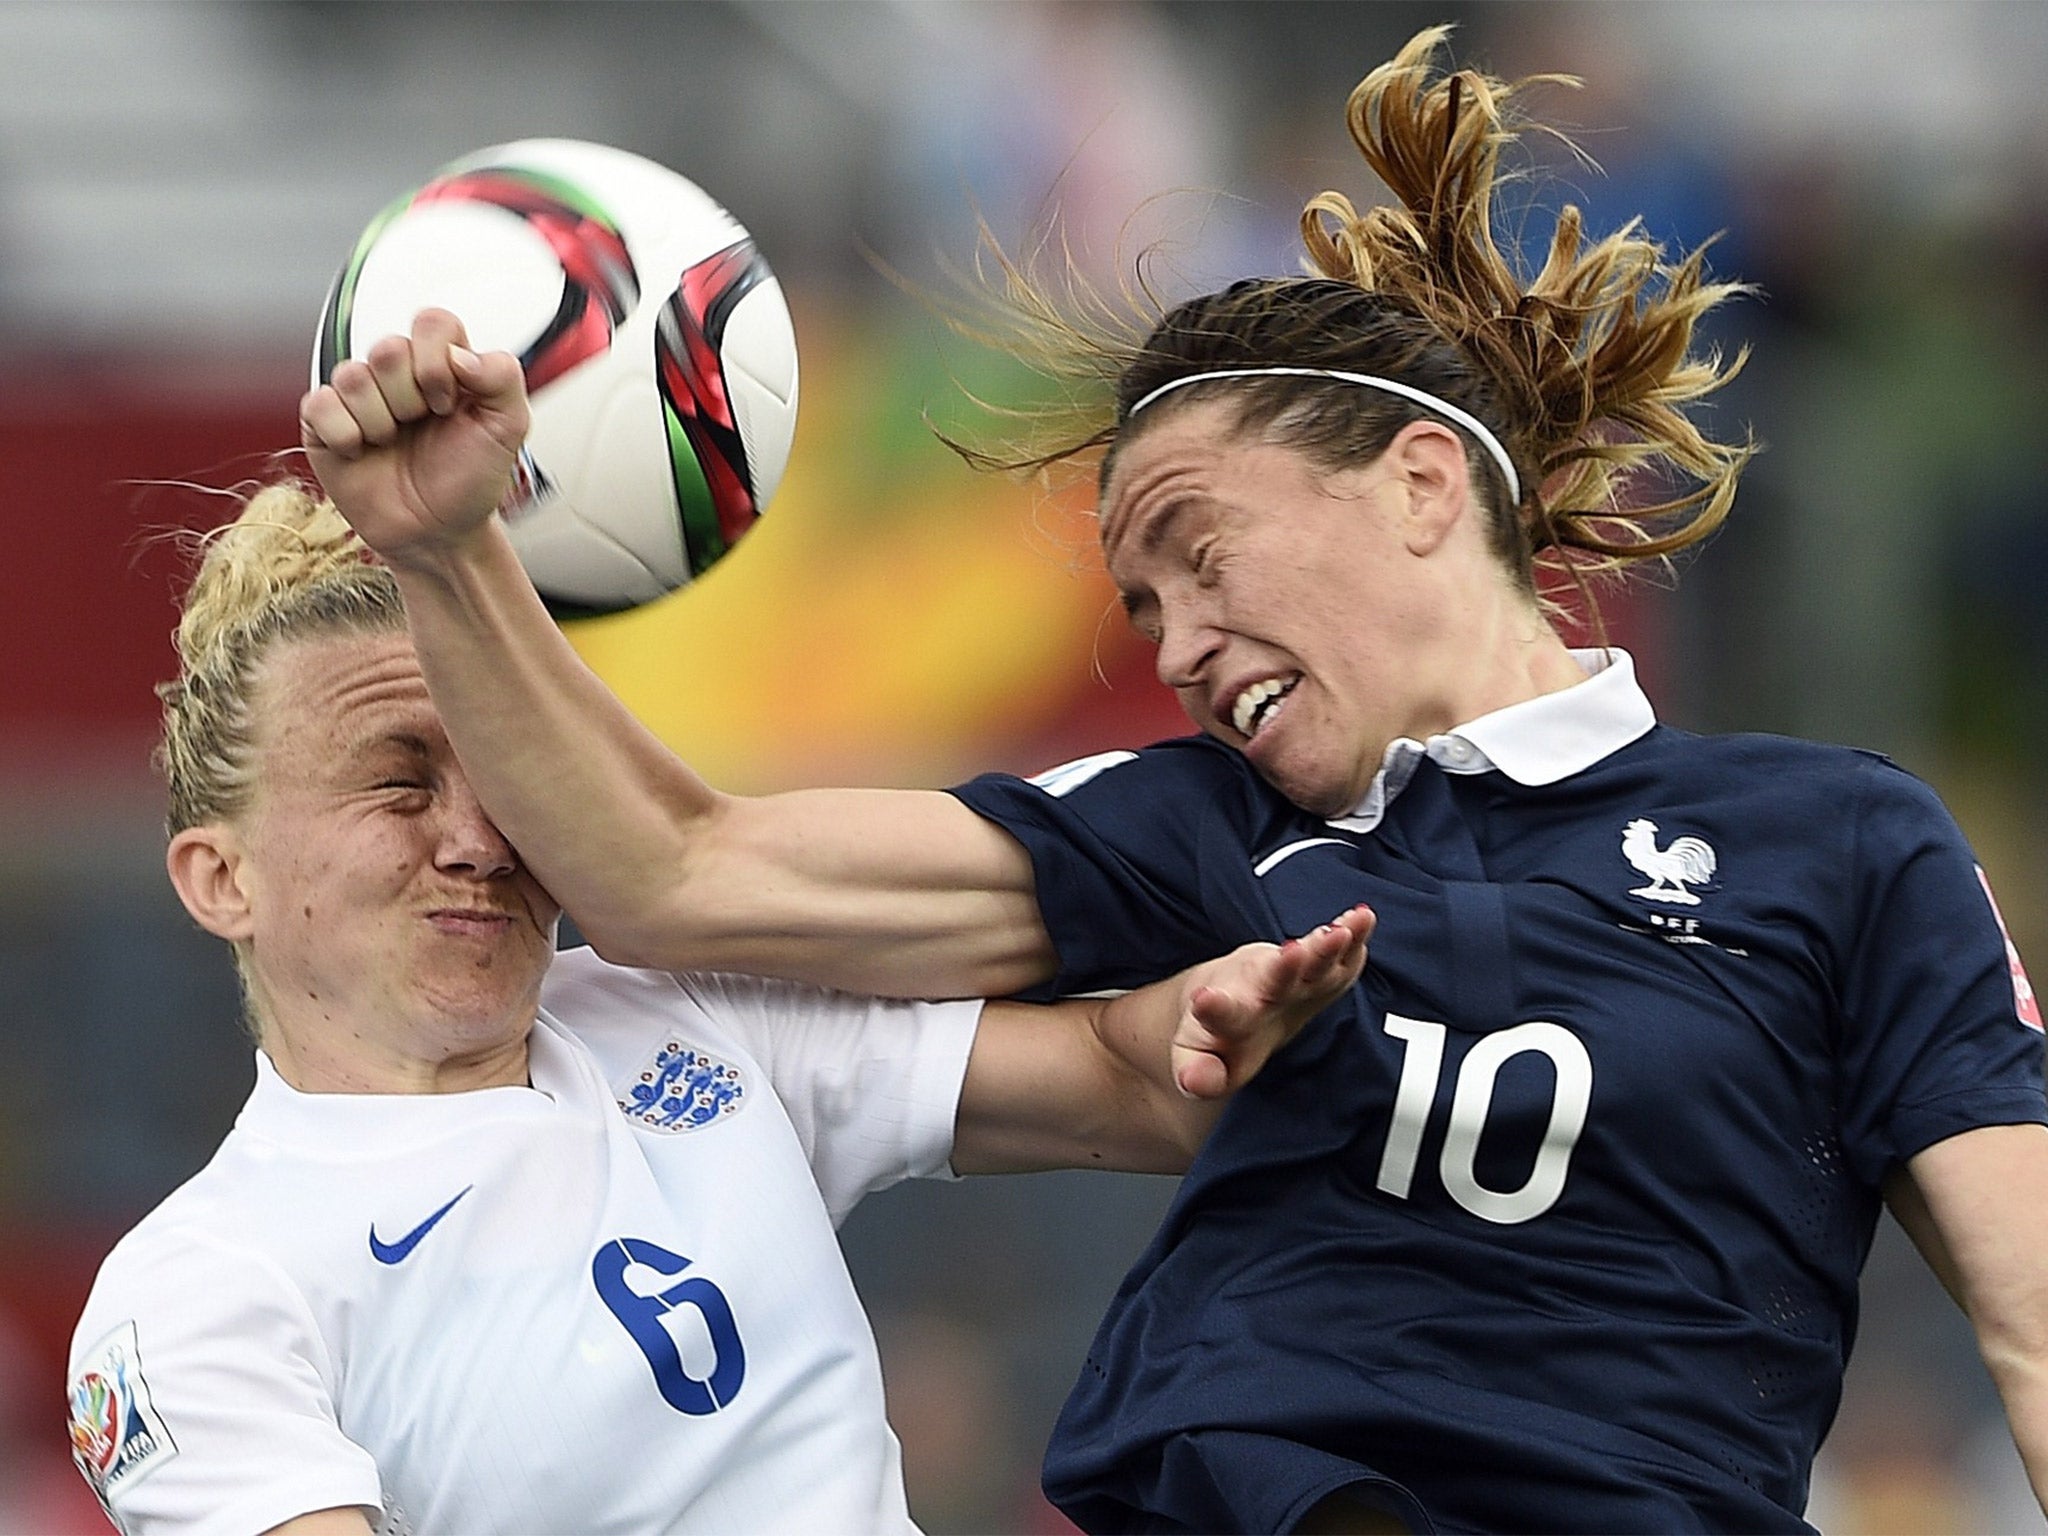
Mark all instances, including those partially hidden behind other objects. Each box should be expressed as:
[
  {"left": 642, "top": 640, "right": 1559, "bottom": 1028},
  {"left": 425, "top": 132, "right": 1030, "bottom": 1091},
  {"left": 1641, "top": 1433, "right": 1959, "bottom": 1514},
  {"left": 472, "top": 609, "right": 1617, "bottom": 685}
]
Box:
[{"left": 157, "top": 479, "right": 404, "bottom": 835}]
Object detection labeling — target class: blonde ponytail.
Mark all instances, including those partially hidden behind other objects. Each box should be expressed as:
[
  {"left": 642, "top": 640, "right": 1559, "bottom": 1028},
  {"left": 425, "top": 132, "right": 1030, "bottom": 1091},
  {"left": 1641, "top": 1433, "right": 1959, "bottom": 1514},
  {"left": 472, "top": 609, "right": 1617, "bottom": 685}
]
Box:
[
  {"left": 1303, "top": 26, "right": 1752, "bottom": 566},
  {"left": 949, "top": 25, "right": 1753, "bottom": 590}
]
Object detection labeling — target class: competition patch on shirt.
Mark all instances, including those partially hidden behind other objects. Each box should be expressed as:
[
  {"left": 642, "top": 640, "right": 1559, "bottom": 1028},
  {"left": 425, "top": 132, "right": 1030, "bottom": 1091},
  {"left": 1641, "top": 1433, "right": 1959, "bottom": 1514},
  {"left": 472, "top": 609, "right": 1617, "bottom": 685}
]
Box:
[
  {"left": 68, "top": 1320, "right": 177, "bottom": 1506},
  {"left": 1977, "top": 866, "right": 2044, "bottom": 1031},
  {"left": 619, "top": 1037, "right": 748, "bottom": 1133}
]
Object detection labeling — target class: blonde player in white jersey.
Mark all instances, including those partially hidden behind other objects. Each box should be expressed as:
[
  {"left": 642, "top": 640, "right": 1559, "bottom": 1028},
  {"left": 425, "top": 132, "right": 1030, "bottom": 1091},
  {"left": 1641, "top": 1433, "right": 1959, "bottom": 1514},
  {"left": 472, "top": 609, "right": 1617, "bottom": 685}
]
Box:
[{"left": 65, "top": 482, "right": 1374, "bottom": 1536}]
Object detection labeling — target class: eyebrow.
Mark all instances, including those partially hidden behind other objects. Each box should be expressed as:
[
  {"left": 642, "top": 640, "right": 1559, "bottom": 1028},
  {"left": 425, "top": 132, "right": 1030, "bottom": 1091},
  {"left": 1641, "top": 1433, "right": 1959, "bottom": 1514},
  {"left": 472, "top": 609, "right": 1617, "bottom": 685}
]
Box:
[
  {"left": 1136, "top": 498, "right": 1194, "bottom": 557},
  {"left": 1106, "top": 494, "right": 1196, "bottom": 584},
  {"left": 353, "top": 730, "right": 435, "bottom": 760},
  {"left": 1104, "top": 453, "right": 1196, "bottom": 552}
]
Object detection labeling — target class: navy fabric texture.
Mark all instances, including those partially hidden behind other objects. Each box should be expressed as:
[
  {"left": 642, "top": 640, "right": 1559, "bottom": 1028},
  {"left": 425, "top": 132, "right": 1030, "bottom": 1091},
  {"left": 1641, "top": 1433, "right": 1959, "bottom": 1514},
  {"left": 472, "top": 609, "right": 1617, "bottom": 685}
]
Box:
[{"left": 952, "top": 727, "right": 2046, "bottom": 1534}]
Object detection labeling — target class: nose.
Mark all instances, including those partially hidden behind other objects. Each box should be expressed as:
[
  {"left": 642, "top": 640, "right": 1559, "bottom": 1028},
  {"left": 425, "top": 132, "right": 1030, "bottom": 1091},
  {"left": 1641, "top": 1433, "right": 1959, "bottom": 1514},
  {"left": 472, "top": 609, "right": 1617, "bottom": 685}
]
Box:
[
  {"left": 435, "top": 779, "right": 519, "bottom": 881},
  {"left": 1155, "top": 606, "right": 1223, "bottom": 692}
]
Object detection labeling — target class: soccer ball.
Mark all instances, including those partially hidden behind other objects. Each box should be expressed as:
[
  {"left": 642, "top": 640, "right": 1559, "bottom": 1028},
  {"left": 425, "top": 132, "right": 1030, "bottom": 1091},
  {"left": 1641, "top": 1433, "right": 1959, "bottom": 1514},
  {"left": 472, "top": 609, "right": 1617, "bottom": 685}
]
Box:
[{"left": 314, "top": 138, "right": 798, "bottom": 616}]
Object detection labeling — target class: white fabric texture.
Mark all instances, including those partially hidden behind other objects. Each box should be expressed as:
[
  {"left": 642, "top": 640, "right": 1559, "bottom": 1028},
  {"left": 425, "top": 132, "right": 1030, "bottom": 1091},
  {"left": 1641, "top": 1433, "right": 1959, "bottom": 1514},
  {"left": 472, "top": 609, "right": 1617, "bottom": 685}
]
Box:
[
  {"left": 1326, "top": 647, "right": 1656, "bottom": 833},
  {"left": 67, "top": 948, "right": 979, "bottom": 1536}
]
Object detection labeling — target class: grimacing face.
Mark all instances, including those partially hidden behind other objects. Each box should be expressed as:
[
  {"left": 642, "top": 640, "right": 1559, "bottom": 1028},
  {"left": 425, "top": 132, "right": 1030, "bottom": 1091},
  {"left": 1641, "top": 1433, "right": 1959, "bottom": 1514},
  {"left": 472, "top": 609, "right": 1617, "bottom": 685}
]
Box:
[
  {"left": 216, "top": 629, "right": 560, "bottom": 1060},
  {"left": 1100, "top": 399, "right": 1481, "bottom": 817}
]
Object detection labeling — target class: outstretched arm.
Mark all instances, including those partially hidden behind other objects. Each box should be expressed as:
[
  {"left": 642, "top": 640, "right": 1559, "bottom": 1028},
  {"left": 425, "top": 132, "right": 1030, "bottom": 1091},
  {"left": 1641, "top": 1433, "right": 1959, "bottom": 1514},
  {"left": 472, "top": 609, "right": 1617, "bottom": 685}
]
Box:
[
  {"left": 952, "top": 906, "right": 1376, "bottom": 1175},
  {"left": 1886, "top": 1123, "right": 2048, "bottom": 1514},
  {"left": 301, "top": 311, "right": 1054, "bottom": 1000}
]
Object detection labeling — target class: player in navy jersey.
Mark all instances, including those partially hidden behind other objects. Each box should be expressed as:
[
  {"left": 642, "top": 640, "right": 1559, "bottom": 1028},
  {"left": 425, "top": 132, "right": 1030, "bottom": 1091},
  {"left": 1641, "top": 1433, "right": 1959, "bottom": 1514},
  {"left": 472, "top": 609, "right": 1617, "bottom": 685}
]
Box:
[{"left": 302, "top": 25, "right": 2048, "bottom": 1535}]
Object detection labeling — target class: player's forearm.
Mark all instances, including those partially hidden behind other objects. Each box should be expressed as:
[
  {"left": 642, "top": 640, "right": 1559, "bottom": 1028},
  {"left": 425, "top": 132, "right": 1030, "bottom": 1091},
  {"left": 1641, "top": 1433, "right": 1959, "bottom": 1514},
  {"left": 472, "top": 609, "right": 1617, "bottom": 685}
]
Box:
[
  {"left": 1895, "top": 1127, "right": 2048, "bottom": 1516},
  {"left": 953, "top": 991, "right": 1213, "bottom": 1177},
  {"left": 386, "top": 520, "right": 725, "bottom": 955},
  {"left": 386, "top": 522, "right": 1057, "bottom": 997},
  {"left": 1049, "top": 920, "right": 1375, "bottom": 1168},
  {"left": 954, "top": 918, "right": 1369, "bottom": 1174},
  {"left": 1984, "top": 1353, "right": 2048, "bottom": 1513},
  {"left": 1963, "top": 1235, "right": 2048, "bottom": 1513},
  {"left": 1971, "top": 1324, "right": 2048, "bottom": 1514},
  {"left": 1093, "top": 975, "right": 1225, "bottom": 1165}
]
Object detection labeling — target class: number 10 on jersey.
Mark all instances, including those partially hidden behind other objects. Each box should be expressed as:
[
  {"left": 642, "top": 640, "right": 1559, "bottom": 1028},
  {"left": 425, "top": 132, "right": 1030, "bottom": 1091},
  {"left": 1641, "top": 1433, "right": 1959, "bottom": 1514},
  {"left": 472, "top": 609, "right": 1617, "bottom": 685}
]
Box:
[{"left": 1375, "top": 1016, "right": 1593, "bottom": 1225}]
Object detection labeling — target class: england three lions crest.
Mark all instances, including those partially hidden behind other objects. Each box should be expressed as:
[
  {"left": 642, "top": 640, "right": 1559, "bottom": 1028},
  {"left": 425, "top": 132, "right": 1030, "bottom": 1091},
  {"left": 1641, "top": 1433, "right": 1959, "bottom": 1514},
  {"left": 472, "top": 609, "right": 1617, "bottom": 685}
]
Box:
[
  {"left": 620, "top": 1038, "right": 748, "bottom": 1133},
  {"left": 1622, "top": 818, "right": 1718, "bottom": 905}
]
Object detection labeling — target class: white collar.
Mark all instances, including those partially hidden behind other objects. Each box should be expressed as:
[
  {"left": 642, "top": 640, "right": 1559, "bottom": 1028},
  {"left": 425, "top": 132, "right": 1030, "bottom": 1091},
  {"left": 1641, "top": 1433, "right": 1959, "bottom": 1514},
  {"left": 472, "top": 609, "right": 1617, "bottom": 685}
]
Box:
[
  {"left": 1326, "top": 647, "right": 1656, "bottom": 834},
  {"left": 239, "top": 1016, "right": 581, "bottom": 1154}
]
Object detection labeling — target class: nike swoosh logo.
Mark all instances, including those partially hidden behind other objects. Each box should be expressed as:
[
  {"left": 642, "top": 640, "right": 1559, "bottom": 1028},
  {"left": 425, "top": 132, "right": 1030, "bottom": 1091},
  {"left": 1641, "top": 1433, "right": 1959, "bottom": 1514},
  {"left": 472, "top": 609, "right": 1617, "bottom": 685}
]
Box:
[{"left": 369, "top": 1185, "right": 474, "bottom": 1265}]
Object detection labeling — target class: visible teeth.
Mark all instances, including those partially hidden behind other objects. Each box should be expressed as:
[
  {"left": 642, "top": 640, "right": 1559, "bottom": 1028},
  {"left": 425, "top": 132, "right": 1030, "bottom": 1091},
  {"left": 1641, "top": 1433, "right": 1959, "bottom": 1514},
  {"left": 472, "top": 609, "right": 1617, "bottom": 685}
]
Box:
[{"left": 1231, "top": 677, "right": 1296, "bottom": 737}]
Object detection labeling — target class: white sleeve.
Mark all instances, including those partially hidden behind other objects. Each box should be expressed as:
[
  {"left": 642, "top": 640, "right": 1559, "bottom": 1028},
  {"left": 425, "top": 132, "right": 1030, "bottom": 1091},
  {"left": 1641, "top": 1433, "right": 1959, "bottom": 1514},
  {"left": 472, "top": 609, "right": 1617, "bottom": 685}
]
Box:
[
  {"left": 67, "top": 1228, "right": 382, "bottom": 1536},
  {"left": 675, "top": 971, "right": 982, "bottom": 1225}
]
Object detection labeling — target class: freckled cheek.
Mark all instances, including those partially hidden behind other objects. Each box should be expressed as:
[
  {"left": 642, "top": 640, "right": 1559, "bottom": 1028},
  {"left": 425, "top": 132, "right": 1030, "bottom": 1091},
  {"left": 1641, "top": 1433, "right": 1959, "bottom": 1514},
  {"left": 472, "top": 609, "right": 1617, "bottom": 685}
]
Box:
[
  {"left": 274, "top": 852, "right": 406, "bottom": 939},
  {"left": 268, "top": 856, "right": 324, "bottom": 933}
]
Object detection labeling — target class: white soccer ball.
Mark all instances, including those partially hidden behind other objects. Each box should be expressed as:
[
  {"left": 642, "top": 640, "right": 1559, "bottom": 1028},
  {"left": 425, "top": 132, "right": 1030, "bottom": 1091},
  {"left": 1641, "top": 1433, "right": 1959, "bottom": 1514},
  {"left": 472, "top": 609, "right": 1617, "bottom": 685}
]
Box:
[{"left": 314, "top": 138, "right": 798, "bottom": 615}]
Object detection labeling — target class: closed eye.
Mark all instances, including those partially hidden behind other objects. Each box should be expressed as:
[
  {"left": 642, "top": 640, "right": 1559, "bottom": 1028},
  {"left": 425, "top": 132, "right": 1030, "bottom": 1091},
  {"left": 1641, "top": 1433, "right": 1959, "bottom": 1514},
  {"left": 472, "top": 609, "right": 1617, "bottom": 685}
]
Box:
[{"left": 1118, "top": 588, "right": 1161, "bottom": 644}]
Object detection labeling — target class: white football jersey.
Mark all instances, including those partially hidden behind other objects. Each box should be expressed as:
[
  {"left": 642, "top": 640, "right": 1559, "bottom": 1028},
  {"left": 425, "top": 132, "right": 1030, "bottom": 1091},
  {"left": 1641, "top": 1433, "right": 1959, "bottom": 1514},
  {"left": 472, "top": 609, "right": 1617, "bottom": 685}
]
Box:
[{"left": 66, "top": 948, "right": 981, "bottom": 1535}]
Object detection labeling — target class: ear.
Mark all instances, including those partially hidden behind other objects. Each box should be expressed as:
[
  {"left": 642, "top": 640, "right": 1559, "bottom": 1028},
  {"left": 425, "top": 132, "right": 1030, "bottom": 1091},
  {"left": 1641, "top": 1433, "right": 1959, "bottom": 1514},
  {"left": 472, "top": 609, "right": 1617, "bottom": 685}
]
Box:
[
  {"left": 166, "top": 824, "right": 256, "bottom": 942},
  {"left": 1384, "top": 419, "right": 1474, "bottom": 556}
]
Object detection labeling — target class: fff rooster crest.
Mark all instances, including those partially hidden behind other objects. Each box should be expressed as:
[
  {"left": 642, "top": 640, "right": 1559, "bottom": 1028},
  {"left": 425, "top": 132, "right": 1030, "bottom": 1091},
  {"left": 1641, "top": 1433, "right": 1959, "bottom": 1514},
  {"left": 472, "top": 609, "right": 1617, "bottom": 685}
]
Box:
[{"left": 1621, "top": 818, "right": 1718, "bottom": 905}]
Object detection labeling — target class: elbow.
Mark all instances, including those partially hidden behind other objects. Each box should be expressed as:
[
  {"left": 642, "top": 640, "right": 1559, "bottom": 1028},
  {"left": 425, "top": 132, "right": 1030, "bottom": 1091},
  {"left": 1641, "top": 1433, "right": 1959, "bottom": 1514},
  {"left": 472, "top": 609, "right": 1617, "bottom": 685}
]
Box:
[
  {"left": 564, "top": 793, "right": 749, "bottom": 969},
  {"left": 578, "top": 923, "right": 659, "bottom": 969},
  {"left": 568, "top": 892, "right": 711, "bottom": 972}
]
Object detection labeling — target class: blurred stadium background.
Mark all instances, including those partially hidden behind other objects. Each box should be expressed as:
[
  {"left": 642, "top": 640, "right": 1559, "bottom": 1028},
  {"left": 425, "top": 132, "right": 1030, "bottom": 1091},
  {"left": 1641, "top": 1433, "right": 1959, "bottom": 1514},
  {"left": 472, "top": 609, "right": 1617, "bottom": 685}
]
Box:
[{"left": 3, "top": 2, "right": 2045, "bottom": 1530}]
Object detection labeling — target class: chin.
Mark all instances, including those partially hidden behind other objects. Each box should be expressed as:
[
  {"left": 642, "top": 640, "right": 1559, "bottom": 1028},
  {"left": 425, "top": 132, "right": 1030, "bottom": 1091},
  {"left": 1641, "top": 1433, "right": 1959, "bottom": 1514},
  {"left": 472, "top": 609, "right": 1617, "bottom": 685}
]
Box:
[
  {"left": 421, "top": 965, "right": 547, "bottom": 1029},
  {"left": 1245, "top": 755, "right": 1355, "bottom": 820}
]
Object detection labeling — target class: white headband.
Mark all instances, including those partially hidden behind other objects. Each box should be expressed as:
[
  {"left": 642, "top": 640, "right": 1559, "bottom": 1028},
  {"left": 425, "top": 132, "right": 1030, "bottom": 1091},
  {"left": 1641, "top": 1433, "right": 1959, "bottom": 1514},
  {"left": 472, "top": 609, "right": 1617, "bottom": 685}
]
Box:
[{"left": 1126, "top": 366, "right": 1521, "bottom": 504}]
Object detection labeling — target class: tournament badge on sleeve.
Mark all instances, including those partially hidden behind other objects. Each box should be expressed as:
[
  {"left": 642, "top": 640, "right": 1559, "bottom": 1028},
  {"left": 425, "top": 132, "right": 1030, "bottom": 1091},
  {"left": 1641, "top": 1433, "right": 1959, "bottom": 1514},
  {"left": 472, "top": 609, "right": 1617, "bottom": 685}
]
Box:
[
  {"left": 68, "top": 1320, "right": 178, "bottom": 1509},
  {"left": 1977, "top": 867, "right": 2044, "bottom": 1031}
]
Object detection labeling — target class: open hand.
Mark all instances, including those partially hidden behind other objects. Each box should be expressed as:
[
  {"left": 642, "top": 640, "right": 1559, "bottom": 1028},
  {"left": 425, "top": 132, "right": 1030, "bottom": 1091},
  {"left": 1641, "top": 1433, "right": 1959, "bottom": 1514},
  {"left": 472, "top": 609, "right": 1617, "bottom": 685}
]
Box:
[
  {"left": 1172, "top": 905, "right": 1375, "bottom": 1098},
  {"left": 298, "top": 308, "right": 531, "bottom": 568}
]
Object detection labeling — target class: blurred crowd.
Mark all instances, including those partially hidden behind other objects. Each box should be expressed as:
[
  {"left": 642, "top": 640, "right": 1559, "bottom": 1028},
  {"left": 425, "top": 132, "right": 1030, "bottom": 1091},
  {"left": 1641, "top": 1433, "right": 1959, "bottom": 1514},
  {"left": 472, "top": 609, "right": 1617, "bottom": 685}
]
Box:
[{"left": 2, "top": 3, "right": 2045, "bottom": 1530}]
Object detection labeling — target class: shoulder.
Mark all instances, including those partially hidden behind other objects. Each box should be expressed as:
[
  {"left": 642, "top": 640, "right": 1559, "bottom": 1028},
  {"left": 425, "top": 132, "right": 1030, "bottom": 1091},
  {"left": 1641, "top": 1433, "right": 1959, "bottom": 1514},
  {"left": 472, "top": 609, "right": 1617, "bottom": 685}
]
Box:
[
  {"left": 1619, "top": 731, "right": 1989, "bottom": 957},
  {"left": 966, "top": 734, "right": 1264, "bottom": 807},
  {"left": 540, "top": 944, "right": 759, "bottom": 1085},
  {"left": 72, "top": 1191, "right": 312, "bottom": 1373},
  {"left": 540, "top": 941, "right": 690, "bottom": 1022},
  {"left": 68, "top": 1185, "right": 374, "bottom": 1530},
  {"left": 953, "top": 735, "right": 1292, "bottom": 863},
  {"left": 1725, "top": 733, "right": 1958, "bottom": 827},
  {"left": 80, "top": 1132, "right": 276, "bottom": 1294},
  {"left": 1633, "top": 723, "right": 1882, "bottom": 779},
  {"left": 541, "top": 943, "right": 880, "bottom": 1037},
  {"left": 1041, "top": 734, "right": 1255, "bottom": 787},
  {"left": 1625, "top": 728, "right": 1952, "bottom": 825},
  {"left": 542, "top": 945, "right": 961, "bottom": 1085}
]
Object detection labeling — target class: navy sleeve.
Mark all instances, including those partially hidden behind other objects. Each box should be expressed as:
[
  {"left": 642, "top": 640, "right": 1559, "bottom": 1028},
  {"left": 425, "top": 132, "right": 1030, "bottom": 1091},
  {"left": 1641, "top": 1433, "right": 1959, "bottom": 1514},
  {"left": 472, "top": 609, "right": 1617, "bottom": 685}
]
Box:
[
  {"left": 1833, "top": 756, "right": 2048, "bottom": 1183},
  {"left": 950, "top": 740, "right": 1257, "bottom": 998}
]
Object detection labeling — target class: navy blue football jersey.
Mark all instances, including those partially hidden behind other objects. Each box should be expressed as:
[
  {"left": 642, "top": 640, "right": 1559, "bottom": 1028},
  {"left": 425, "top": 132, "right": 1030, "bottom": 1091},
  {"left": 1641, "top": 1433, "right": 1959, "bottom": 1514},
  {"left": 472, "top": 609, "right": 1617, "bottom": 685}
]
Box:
[{"left": 951, "top": 667, "right": 2045, "bottom": 1535}]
